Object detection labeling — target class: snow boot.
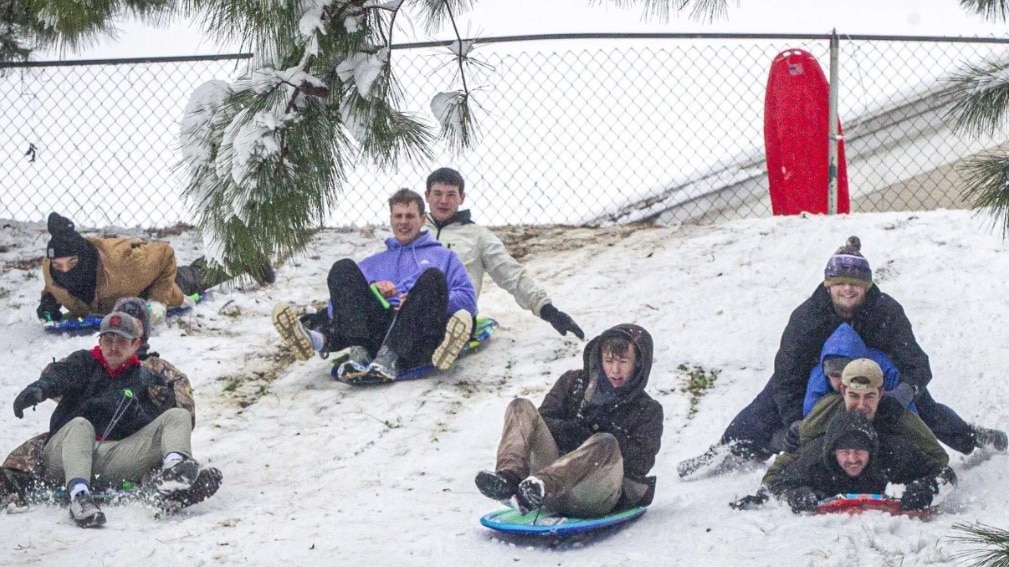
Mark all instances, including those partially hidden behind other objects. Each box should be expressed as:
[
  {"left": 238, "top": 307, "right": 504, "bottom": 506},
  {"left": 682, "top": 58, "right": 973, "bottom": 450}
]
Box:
[
  {"left": 973, "top": 425, "right": 1008, "bottom": 452},
  {"left": 475, "top": 470, "right": 520, "bottom": 501},
  {"left": 432, "top": 310, "right": 473, "bottom": 370},
  {"left": 161, "top": 466, "right": 223, "bottom": 511},
  {"left": 516, "top": 477, "right": 546, "bottom": 514},
  {"left": 69, "top": 491, "right": 106, "bottom": 528}
]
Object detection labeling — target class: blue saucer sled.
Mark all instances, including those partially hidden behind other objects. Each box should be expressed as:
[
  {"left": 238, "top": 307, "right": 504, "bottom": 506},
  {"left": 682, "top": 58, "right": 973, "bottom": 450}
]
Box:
[
  {"left": 480, "top": 506, "right": 647, "bottom": 536},
  {"left": 42, "top": 294, "right": 202, "bottom": 333}
]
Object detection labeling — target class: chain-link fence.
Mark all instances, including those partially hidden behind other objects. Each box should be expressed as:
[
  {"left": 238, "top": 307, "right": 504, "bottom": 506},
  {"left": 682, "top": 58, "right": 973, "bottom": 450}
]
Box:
[{"left": 2, "top": 34, "right": 1008, "bottom": 230}]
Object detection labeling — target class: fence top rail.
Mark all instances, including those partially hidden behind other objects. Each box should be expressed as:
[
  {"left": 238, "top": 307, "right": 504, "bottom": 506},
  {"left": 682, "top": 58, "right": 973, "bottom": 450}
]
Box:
[
  {"left": 0, "top": 52, "right": 253, "bottom": 69},
  {"left": 7, "top": 31, "right": 1009, "bottom": 68}
]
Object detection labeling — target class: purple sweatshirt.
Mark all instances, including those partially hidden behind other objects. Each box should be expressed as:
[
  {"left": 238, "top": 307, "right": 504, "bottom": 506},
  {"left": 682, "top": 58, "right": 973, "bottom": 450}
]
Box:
[{"left": 357, "top": 231, "right": 477, "bottom": 316}]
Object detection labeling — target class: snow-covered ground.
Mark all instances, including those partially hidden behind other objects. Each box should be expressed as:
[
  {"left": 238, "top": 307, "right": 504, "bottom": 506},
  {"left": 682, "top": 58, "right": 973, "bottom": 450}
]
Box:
[{"left": 0, "top": 209, "right": 1007, "bottom": 566}]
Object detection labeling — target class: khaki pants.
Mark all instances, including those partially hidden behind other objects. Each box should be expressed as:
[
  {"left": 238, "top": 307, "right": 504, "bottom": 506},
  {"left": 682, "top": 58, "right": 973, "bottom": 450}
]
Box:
[
  {"left": 495, "top": 398, "right": 623, "bottom": 517},
  {"left": 43, "top": 408, "right": 193, "bottom": 489}
]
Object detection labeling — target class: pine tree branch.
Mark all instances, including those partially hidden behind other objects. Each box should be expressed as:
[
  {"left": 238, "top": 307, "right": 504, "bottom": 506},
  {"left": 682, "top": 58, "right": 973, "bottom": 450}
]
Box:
[
  {"left": 949, "top": 522, "right": 1009, "bottom": 567},
  {"left": 958, "top": 151, "right": 1009, "bottom": 238},
  {"left": 960, "top": 0, "right": 1009, "bottom": 22}
]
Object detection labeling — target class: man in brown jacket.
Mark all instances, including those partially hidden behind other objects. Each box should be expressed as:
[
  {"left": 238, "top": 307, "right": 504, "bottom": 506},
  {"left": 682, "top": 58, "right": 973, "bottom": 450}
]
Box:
[
  {"left": 37, "top": 212, "right": 273, "bottom": 320},
  {"left": 475, "top": 324, "right": 663, "bottom": 517}
]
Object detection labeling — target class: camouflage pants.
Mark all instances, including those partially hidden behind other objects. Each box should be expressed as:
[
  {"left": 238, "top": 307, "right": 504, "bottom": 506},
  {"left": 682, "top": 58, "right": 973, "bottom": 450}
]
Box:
[
  {"left": 43, "top": 408, "right": 193, "bottom": 489},
  {"left": 495, "top": 398, "right": 623, "bottom": 517}
]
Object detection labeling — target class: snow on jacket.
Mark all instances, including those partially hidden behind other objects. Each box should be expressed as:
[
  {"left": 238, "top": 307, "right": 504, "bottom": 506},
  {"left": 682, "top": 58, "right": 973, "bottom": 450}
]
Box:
[
  {"left": 771, "top": 284, "right": 931, "bottom": 425},
  {"left": 356, "top": 231, "right": 476, "bottom": 317},
  {"left": 425, "top": 211, "right": 550, "bottom": 316},
  {"left": 768, "top": 409, "right": 953, "bottom": 502},
  {"left": 538, "top": 324, "right": 664, "bottom": 508},
  {"left": 802, "top": 323, "right": 913, "bottom": 417},
  {"left": 30, "top": 348, "right": 169, "bottom": 443},
  {"left": 42, "top": 237, "right": 186, "bottom": 316}
]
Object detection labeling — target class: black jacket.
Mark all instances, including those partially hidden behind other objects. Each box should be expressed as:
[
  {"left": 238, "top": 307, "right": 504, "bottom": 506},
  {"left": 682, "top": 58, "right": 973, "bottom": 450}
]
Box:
[
  {"left": 32, "top": 348, "right": 167, "bottom": 443},
  {"left": 770, "top": 409, "right": 951, "bottom": 502},
  {"left": 771, "top": 284, "right": 931, "bottom": 425},
  {"left": 539, "top": 324, "right": 664, "bottom": 505}
]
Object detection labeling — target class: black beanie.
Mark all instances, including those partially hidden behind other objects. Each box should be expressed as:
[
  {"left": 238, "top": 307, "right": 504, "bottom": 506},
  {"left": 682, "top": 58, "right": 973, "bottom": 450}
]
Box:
[
  {"left": 45, "top": 212, "right": 90, "bottom": 259},
  {"left": 833, "top": 430, "right": 873, "bottom": 452}
]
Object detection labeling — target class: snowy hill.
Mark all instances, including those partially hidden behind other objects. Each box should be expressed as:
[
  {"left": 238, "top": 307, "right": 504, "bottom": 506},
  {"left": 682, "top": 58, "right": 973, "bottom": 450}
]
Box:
[{"left": 0, "top": 210, "right": 1007, "bottom": 566}]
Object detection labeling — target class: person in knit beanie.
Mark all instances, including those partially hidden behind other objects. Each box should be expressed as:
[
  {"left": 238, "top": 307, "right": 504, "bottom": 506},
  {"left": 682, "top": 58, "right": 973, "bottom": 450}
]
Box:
[
  {"left": 823, "top": 236, "right": 873, "bottom": 288},
  {"left": 678, "top": 235, "right": 1007, "bottom": 482},
  {"left": 38, "top": 212, "right": 275, "bottom": 321}
]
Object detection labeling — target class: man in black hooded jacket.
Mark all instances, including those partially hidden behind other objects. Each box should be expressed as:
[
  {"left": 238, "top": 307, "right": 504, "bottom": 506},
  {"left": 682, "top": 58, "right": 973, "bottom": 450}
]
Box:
[
  {"left": 474, "top": 324, "right": 663, "bottom": 517},
  {"left": 767, "top": 410, "right": 956, "bottom": 513}
]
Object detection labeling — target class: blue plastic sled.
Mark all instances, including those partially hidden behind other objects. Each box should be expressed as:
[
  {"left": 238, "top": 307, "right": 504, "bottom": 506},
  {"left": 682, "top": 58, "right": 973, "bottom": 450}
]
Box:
[
  {"left": 42, "top": 294, "right": 201, "bottom": 334},
  {"left": 331, "top": 316, "right": 497, "bottom": 385},
  {"left": 480, "top": 506, "right": 647, "bottom": 537}
]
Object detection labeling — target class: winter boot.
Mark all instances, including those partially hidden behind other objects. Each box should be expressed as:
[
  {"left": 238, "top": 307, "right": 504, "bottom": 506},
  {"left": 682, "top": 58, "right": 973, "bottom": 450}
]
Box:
[
  {"left": 516, "top": 477, "right": 546, "bottom": 514},
  {"left": 369, "top": 346, "right": 399, "bottom": 382},
  {"left": 432, "top": 310, "right": 473, "bottom": 370},
  {"left": 272, "top": 303, "right": 317, "bottom": 361},
  {"left": 475, "top": 470, "right": 521, "bottom": 501},
  {"left": 150, "top": 458, "right": 200, "bottom": 496},
  {"left": 973, "top": 425, "right": 1008, "bottom": 452},
  {"left": 677, "top": 443, "right": 761, "bottom": 480},
  {"left": 69, "top": 491, "right": 106, "bottom": 528},
  {"left": 161, "top": 467, "right": 223, "bottom": 511}
]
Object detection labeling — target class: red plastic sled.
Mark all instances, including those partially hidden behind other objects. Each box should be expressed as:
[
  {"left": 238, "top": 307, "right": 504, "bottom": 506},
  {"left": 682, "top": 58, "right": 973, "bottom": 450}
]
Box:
[
  {"left": 764, "top": 49, "right": 850, "bottom": 216},
  {"left": 815, "top": 493, "right": 932, "bottom": 519}
]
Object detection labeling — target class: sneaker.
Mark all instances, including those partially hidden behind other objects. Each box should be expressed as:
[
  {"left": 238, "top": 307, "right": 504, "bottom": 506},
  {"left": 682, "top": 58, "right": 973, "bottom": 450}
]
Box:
[
  {"left": 973, "top": 425, "right": 1008, "bottom": 452},
  {"left": 69, "top": 491, "right": 106, "bottom": 528},
  {"left": 272, "top": 303, "right": 315, "bottom": 361},
  {"left": 369, "top": 346, "right": 399, "bottom": 382},
  {"left": 161, "top": 467, "right": 223, "bottom": 511},
  {"left": 432, "top": 310, "right": 473, "bottom": 370},
  {"left": 475, "top": 470, "right": 520, "bottom": 501},
  {"left": 150, "top": 458, "right": 200, "bottom": 496},
  {"left": 516, "top": 477, "right": 546, "bottom": 514}
]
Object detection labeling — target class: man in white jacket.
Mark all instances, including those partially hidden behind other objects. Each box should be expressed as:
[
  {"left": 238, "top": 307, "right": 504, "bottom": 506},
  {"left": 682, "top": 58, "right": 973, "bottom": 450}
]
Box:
[{"left": 423, "top": 168, "right": 583, "bottom": 339}]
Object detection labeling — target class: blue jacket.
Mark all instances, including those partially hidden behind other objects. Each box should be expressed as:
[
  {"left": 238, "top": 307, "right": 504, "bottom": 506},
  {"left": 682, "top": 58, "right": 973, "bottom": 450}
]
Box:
[
  {"left": 356, "top": 231, "right": 477, "bottom": 317},
  {"left": 802, "top": 323, "right": 915, "bottom": 417}
]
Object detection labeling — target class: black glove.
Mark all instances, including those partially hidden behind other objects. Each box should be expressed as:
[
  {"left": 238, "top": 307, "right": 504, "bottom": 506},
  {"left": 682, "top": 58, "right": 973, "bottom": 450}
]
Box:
[
  {"left": 900, "top": 477, "right": 938, "bottom": 510},
  {"left": 36, "top": 292, "right": 63, "bottom": 322},
  {"left": 784, "top": 487, "right": 820, "bottom": 513},
  {"left": 730, "top": 488, "right": 769, "bottom": 510},
  {"left": 885, "top": 382, "right": 916, "bottom": 408},
  {"left": 13, "top": 385, "right": 45, "bottom": 419},
  {"left": 539, "top": 304, "right": 584, "bottom": 339},
  {"left": 783, "top": 420, "right": 802, "bottom": 453},
  {"left": 579, "top": 403, "right": 609, "bottom": 432}
]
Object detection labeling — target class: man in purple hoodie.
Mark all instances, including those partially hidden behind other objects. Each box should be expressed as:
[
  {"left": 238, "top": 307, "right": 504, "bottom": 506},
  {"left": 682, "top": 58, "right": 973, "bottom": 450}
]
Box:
[{"left": 273, "top": 189, "right": 477, "bottom": 381}]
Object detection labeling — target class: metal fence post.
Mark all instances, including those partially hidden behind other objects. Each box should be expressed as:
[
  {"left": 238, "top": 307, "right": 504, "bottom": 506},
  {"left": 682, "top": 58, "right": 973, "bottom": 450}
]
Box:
[{"left": 828, "top": 29, "right": 840, "bottom": 216}]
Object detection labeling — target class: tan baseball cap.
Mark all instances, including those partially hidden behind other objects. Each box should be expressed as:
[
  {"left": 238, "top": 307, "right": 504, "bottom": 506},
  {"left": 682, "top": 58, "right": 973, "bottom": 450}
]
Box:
[{"left": 841, "top": 358, "right": 884, "bottom": 392}]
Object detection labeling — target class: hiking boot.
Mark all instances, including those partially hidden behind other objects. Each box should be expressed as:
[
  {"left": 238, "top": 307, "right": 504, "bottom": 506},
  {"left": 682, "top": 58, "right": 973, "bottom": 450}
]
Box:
[
  {"left": 150, "top": 458, "right": 201, "bottom": 496},
  {"left": 973, "top": 425, "right": 1008, "bottom": 452},
  {"left": 475, "top": 470, "right": 520, "bottom": 501},
  {"left": 69, "top": 491, "right": 106, "bottom": 528},
  {"left": 162, "top": 467, "right": 223, "bottom": 510},
  {"left": 432, "top": 310, "right": 473, "bottom": 370},
  {"left": 677, "top": 443, "right": 761, "bottom": 480},
  {"left": 369, "top": 346, "right": 399, "bottom": 382},
  {"left": 272, "top": 303, "right": 316, "bottom": 361},
  {"left": 516, "top": 477, "right": 546, "bottom": 514}
]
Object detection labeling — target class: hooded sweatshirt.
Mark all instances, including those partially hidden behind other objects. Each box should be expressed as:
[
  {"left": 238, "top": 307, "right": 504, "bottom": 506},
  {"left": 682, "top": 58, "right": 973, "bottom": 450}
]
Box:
[
  {"left": 538, "top": 324, "right": 664, "bottom": 506},
  {"left": 802, "top": 323, "right": 910, "bottom": 416},
  {"left": 356, "top": 231, "right": 476, "bottom": 317}
]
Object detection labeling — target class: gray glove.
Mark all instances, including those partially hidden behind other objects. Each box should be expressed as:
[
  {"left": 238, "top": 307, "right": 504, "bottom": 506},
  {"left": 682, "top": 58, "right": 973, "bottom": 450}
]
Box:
[{"left": 885, "top": 382, "right": 916, "bottom": 408}]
